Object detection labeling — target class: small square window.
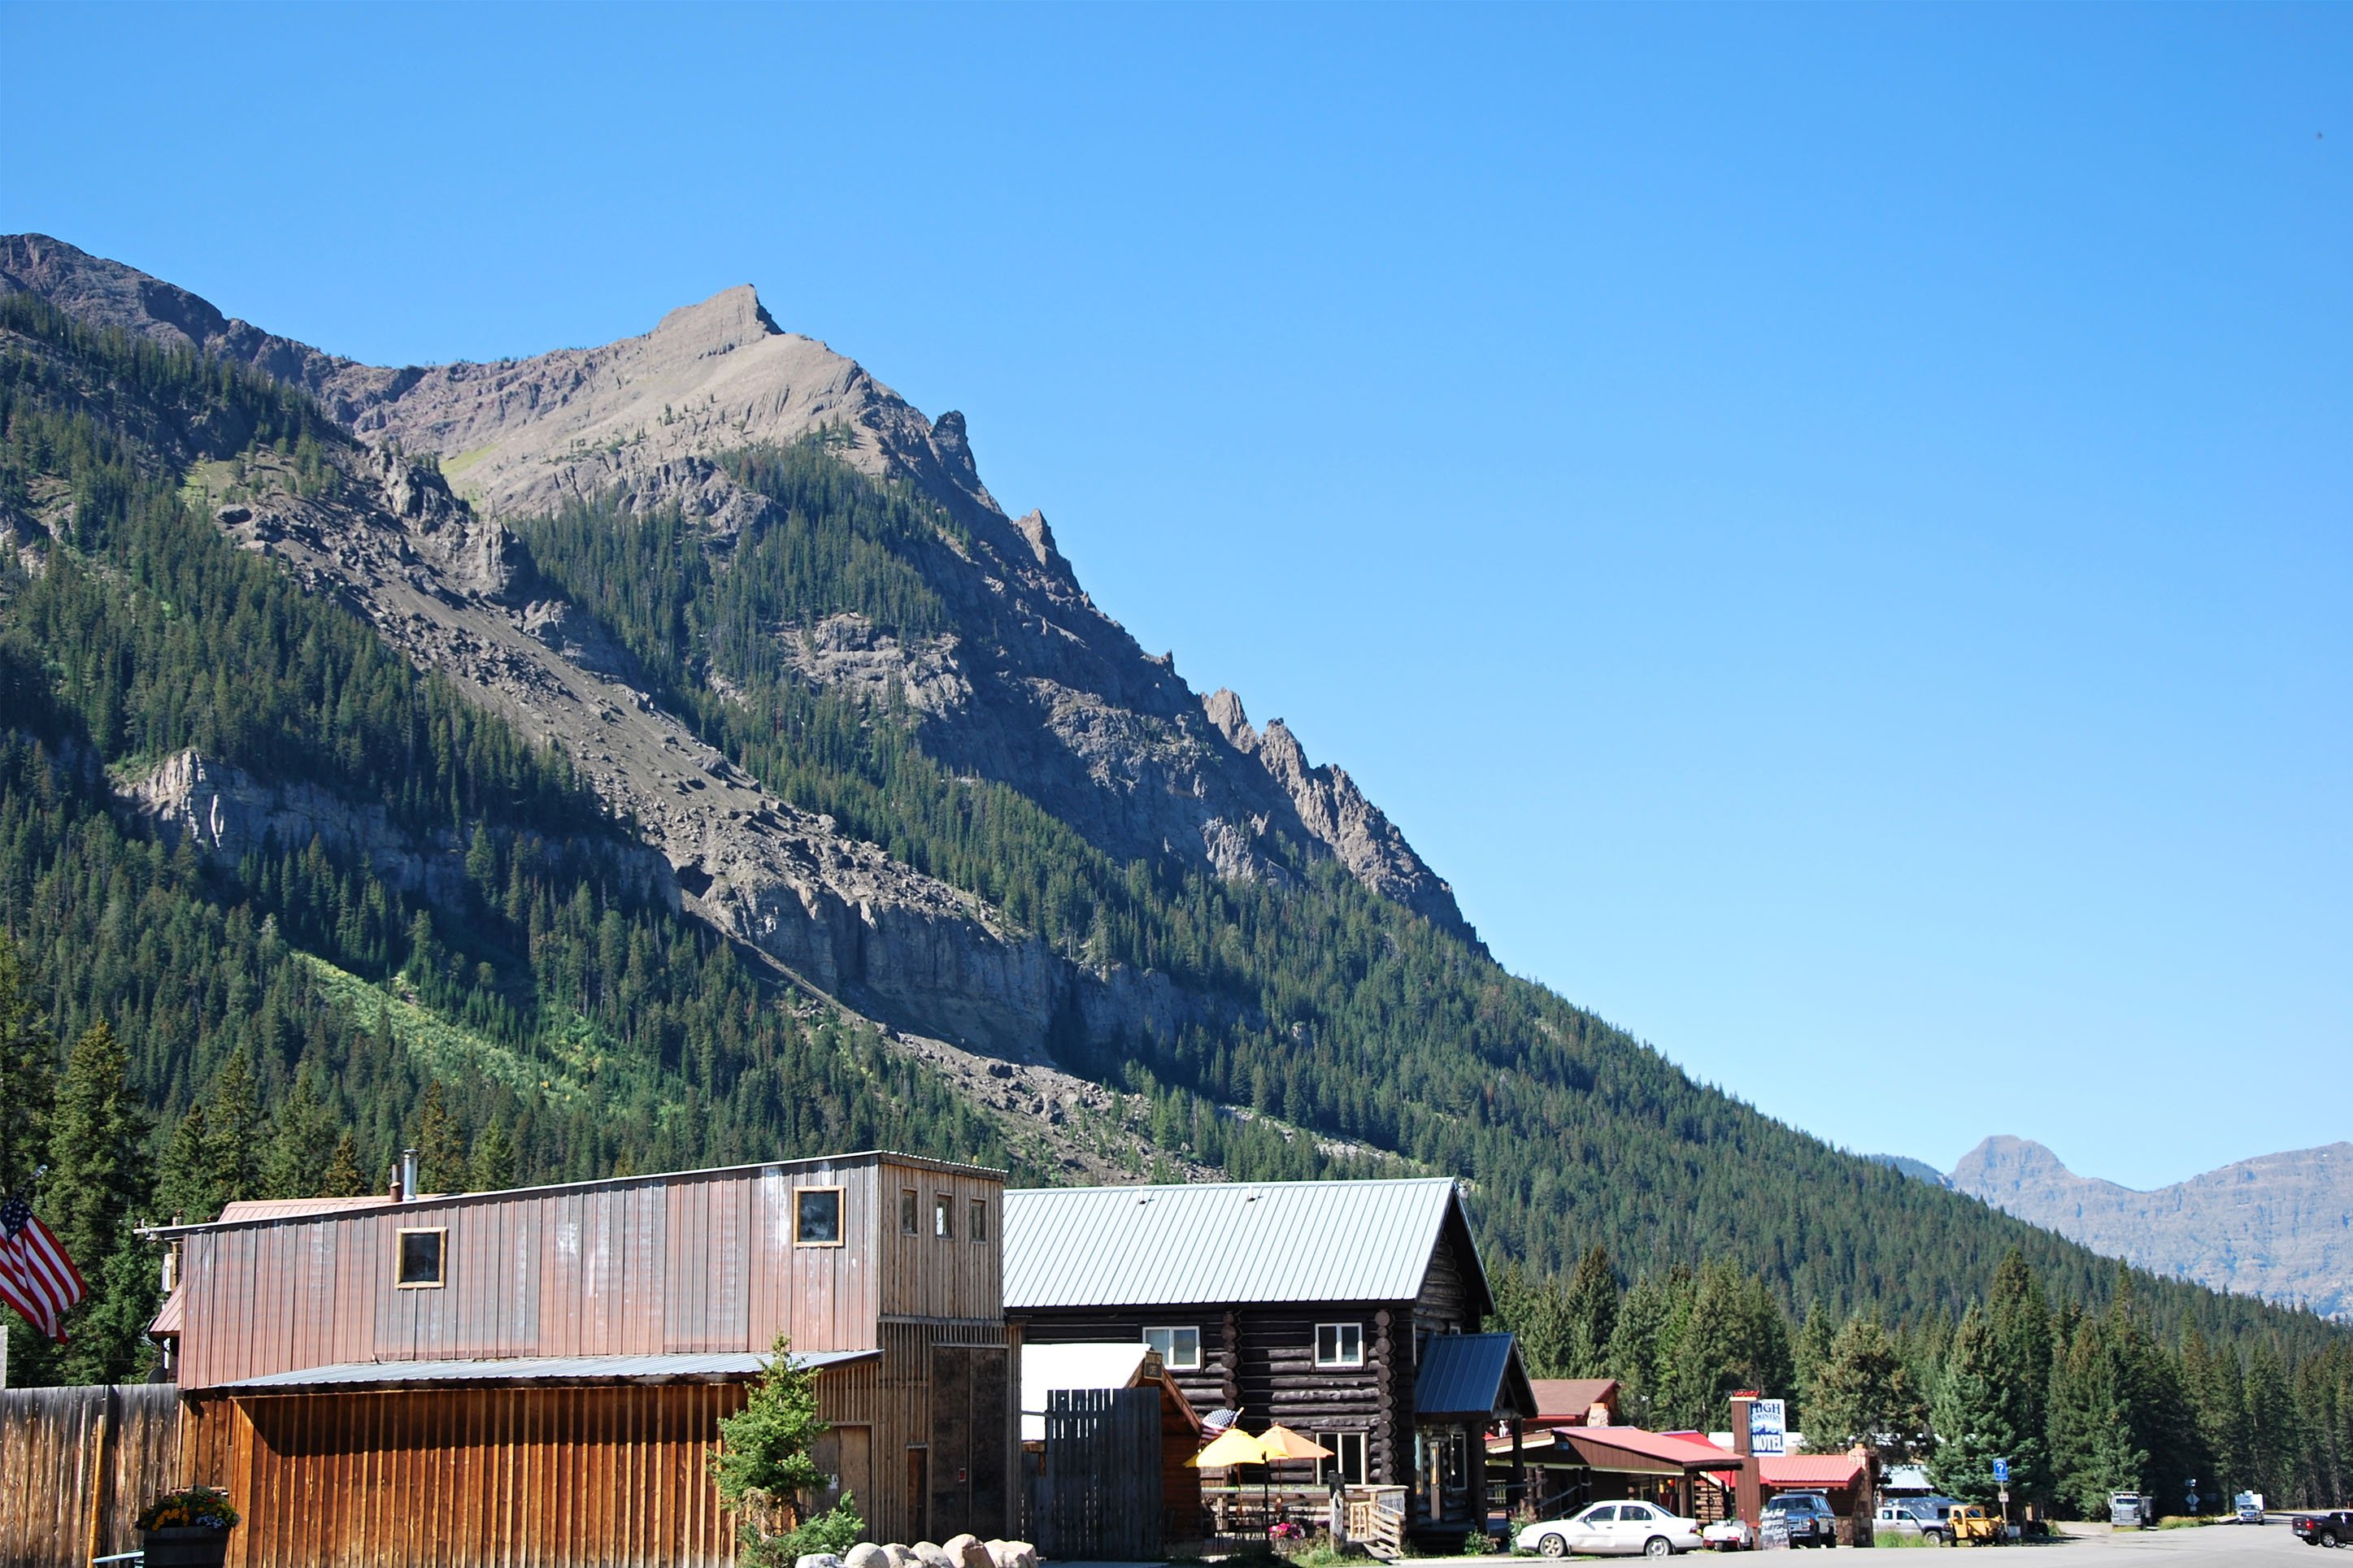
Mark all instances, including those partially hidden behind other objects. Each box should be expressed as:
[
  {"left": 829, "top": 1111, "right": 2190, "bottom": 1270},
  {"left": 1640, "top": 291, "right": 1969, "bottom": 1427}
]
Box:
[
  {"left": 1315, "top": 1323, "right": 1364, "bottom": 1368},
  {"left": 933, "top": 1194, "right": 953, "bottom": 1239},
  {"left": 1143, "top": 1326, "right": 1202, "bottom": 1370},
  {"left": 968, "top": 1197, "right": 988, "bottom": 1244},
  {"left": 795, "top": 1187, "right": 844, "bottom": 1246},
  {"left": 901, "top": 1188, "right": 920, "bottom": 1236},
  {"left": 396, "top": 1228, "right": 446, "bottom": 1288}
]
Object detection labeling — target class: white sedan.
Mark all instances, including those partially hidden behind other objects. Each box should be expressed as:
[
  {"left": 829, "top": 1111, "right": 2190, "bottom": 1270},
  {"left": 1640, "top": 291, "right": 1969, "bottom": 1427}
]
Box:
[{"left": 1518, "top": 1501, "right": 1707, "bottom": 1557}]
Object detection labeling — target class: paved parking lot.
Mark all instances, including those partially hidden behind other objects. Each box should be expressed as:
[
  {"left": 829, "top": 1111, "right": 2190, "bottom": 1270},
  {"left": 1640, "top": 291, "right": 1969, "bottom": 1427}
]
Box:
[{"left": 1385, "top": 1519, "right": 2316, "bottom": 1568}]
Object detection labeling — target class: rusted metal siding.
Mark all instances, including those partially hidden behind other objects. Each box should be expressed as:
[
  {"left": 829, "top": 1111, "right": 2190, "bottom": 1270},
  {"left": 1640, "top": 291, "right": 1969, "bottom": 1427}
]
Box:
[
  {"left": 182, "top": 1384, "right": 744, "bottom": 1568},
  {"left": 0, "top": 1383, "right": 183, "bottom": 1568},
  {"left": 173, "top": 1155, "right": 996, "bottom": 1388}
]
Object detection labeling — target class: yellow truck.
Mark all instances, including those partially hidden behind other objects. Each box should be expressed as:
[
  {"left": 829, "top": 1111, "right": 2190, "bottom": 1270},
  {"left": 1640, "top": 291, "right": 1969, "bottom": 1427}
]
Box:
[{"left": 1946, "top": 1505, "right": 2008, "bottom": 1546}]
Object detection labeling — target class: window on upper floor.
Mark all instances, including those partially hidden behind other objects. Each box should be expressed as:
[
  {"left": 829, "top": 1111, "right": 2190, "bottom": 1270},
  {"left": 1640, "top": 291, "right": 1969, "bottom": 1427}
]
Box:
[
  {"left": 1143, "top": 1326, "right": 1202, "bottom": 1370},
  {"left": 795, "top": 1187, "right": 843, "bottom": 1246},
  {"left": 901, "top": 1188, "right": 920, "bottom": 1236},
  {"left": 396, "top": 1227, "right": 446, "bottom": 1288},
  {"left": 968, "top": 1197, "right": 988, "bottom": 1244},
  {"left": 1315, "top": 1322, "right": 1364, "bottom": 1368},
  {"left": 934, "top": 1193, "right": 954, "bottom": 1239}
]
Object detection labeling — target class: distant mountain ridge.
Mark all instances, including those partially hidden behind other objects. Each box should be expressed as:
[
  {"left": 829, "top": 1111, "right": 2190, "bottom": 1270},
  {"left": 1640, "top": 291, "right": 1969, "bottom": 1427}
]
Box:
[{"left": 1948, "top": 1136, "right": 2353, "bottom": 1319}]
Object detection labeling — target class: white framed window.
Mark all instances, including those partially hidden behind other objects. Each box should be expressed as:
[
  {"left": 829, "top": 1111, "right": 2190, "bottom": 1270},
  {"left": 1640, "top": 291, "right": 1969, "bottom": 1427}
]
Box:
[
  {"left": 396, "top": 1227, "right": 446, "bottom": 1288},
  {"left": 1320, "top": 1431, "right": 1368, "bottom": 1485},
  {"left": 794, "top": 1186, "right": 845, "bottom": 1246},
  {"left": 1315, "top": 1322, "right": 1364, "bottom": 1368},
  {"left": 1142, "top": 1326, "right": 1202, "bottom": 1370}
]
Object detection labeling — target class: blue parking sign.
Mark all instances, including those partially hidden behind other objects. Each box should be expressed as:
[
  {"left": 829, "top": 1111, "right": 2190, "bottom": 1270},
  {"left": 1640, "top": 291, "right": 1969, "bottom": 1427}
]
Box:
[{"left": 1992, "top": 1459, "right": 2010, "bottom": 1483}]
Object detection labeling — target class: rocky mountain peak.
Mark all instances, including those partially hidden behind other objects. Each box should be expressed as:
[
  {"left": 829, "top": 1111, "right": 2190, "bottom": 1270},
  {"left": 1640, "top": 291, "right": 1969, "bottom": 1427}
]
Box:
[{"left": 649, "top": 283, "right": 779, "bottom": 356}]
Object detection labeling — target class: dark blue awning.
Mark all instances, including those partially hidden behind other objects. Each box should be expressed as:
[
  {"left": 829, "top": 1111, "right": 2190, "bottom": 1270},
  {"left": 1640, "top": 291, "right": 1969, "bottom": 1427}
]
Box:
[{"left": 1416, "top": 1332, "right": 1537, "bottom": 1421}]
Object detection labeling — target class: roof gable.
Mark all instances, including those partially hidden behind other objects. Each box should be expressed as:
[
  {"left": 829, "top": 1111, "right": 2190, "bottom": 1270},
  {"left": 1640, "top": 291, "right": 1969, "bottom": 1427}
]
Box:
[{"left": 1005, "top": 1178, "right": 1463, "bottom": 1308}]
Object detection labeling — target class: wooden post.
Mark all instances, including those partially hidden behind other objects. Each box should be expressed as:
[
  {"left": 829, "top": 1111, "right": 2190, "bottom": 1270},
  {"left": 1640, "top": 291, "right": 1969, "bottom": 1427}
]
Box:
[
  {"left": 84, "top": 1383, "right": 120, "bottom": 1566},
  {"left": 1511, "top": 1418, "right": 1525, "bottom": 1518}
]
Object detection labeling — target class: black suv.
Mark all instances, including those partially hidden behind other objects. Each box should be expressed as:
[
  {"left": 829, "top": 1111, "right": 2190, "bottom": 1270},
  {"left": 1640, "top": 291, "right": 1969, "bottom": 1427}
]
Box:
[
  {"left": 1765, "top": 1492, "right": 1840, "bottom": 1548},
  {"left": 2293, "top": 1511, "right": 2353, "bottom": 1548}
]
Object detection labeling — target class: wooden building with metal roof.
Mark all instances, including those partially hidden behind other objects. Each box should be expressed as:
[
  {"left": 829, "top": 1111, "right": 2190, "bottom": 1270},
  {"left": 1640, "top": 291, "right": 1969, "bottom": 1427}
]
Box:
[
  {"left": 1003, "top": 1177, "right": 1535, "bottom": 1543},
  {"left": 143, "top": 1149, "right": 1016, "bottom": 1567}
]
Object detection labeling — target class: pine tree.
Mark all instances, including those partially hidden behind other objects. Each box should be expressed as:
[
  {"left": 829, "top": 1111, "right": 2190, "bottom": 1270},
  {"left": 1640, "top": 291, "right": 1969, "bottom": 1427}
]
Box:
[
  {"left": 203, "top": 1050, "right": 261, "bottom": 1209},
  {"left": 1809, "top": 1315, "right": 1929, "bottom": 1465},
  {"left": 1794, "top": 1304, "right": 1837, "bottom": 1429},
  {"left": 45, "top": 1019, "right": 154, "bottom": 1381},
  {"left": 260, "top": 1069, "right": 337, "bottom": 1198},
  {"left": 1610, "top": 1266, "right": 1692, "bottom": 1430},
  {"left": 1986, "top": 1249, "right": 2054, "bottom": 1505},
  {"left": 2049, "top": 1311, "right": 2148, "bottom": 1517},
  {"left": 1561, "top": 1244, "right": 1620, "bottom": 1378},
  {"left": 415, "top": 1080, "right": 468, "bottom": 1194},
  {"left": 154, "top": 1105, "right": 220, "bottom": 1224},
  {"left": 0, "top": 930, "right": 55, "bottom": 1201},
  {"left": 1930, "top": 1303, "right": 2029, "bottom": 1504},
  {"left": 322, "top": 1133, "right": 367, "bottom": 1199},
  {"left": 469, "top": 1117, "right": 517, "bottom": 1192}
]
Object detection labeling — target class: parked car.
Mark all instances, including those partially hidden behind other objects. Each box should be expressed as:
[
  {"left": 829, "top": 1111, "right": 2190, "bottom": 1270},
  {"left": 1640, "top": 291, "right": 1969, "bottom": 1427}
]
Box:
[
  {"left": 1764, "top": 1492, "right": 1840, "bottom": 1548},
  {"left": 1518, "top": 1500, "right": 1707, "bottom": 1557},
  {"left": 2291, "top": 1510, "right": 2353, "bottom": 1548},
  {"left": 1702, "top": 1518, "right": 1755, "bottom": 1551},
  {"left": 1874, "top": 1503, "right": 1946, "bottom": 1544}
]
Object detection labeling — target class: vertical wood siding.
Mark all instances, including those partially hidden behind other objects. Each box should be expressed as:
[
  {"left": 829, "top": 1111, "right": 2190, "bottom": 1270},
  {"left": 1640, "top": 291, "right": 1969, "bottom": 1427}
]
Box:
[
  {"left": 0, "top": 1383, "right": 182, "bottom": 1568},
  {"left": 176, "top": 1384, "right": 746, "bottom": 1568}
]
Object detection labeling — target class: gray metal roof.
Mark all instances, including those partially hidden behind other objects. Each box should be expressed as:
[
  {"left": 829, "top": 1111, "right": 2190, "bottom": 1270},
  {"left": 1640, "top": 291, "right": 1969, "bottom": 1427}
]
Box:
[
  {"left": 207, "top": 1348, "right": 878, "bottom": 1392},
  {"left": 1414, "top": 1332, "right": 1537, "bottom": 1419},
  {"left": 1004, "top": 1178, "right": 1463, "bottom": 1308}
]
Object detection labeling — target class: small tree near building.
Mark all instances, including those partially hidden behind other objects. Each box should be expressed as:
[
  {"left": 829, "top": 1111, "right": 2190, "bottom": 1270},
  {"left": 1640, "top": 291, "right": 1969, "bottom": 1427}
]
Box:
[{"left": 711, "top": 1333, "right": 864, "bottom": 1567}]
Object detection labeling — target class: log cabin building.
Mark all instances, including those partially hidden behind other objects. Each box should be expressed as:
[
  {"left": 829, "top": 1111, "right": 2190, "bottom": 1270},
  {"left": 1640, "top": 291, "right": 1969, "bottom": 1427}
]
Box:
[
  {"left": 1003, "top": 1178, "right": 1536, "bottom": 1542},
  {"left": 143, "top": 1150, "right": 1014, "bottom": 1568}
]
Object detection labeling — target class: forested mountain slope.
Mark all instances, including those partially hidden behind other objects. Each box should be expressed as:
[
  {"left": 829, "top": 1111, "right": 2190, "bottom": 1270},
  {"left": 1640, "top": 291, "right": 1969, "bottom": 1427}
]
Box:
[{"left": 2, "top": 238, "right": 2346, "bottom": 1418}]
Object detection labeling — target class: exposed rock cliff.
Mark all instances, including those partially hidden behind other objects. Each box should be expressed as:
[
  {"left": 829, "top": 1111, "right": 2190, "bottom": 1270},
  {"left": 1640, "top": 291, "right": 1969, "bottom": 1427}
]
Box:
[
  {"left": 1951, "top": 1135, "right": 2353, "bottom": 1319},
  {"left": 2, "top": 234, "right": 1472, "bottom": 947}
]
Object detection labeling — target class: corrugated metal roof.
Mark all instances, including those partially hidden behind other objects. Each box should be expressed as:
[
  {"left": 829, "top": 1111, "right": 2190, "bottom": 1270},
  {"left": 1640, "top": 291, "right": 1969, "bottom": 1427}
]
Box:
[
  {"left": 1414, "top": 1332, "right": 1537, "bottom": 1419},
  {"left": 216, "top": 1197, "right": 402, "bottom": 1222},
  {"left": 1020, "top": 1342, "right": 1155, "bottom": 1441},
  {"left": 1564, "top": 1427, "right": 1738, "bottom": 1473},
  {"left": 147, "top": 1286, "right": 185, "bottom": 1339},
  {"left": 1004, "top": 1178, "right": 1460, "bottom": 1307},
  {"left": 206, "top": 1348, "right": 878, "bottom": 1392}
]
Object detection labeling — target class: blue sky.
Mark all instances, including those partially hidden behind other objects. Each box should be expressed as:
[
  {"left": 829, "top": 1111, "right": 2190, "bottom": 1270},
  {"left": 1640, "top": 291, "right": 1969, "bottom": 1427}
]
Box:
[{"left": 4, "top": 3, "right": 2346, "bottom": 1190}]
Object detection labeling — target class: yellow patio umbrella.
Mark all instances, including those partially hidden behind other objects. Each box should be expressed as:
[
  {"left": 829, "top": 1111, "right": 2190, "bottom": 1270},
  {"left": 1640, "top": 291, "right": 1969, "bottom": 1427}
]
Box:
[
  {"left": 1190, "top": 1425, "right": 1270, "bottom": 1468},
  {"left": 1255, "top": 1425, "right": 1334, "bottom": 1462}
]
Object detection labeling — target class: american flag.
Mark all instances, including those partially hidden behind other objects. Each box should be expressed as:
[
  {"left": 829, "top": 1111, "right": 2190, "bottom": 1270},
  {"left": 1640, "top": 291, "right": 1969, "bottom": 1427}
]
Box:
[{"left": 0, "top": 1192, "right": 85, "bottom": 1344}]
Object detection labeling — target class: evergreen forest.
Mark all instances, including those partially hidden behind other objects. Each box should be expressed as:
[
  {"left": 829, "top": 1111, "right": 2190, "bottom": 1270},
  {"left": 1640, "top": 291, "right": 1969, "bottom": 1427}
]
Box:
[{"left": 0, "top": 288, "right": 2346, "bottom": 1507}]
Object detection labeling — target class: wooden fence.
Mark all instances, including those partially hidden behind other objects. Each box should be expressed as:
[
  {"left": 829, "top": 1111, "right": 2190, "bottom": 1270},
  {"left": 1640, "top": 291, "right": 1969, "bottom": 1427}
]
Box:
[
  {"left": 0, "top": 1383, "right": 185, "bottom": 1568},
  {"left": 1029, "top": 1387, "right": 1162, "bottom": 1562}
]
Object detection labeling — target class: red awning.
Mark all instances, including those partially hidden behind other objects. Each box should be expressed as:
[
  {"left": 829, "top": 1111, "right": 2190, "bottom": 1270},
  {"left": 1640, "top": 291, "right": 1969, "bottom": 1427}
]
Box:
[
  {"left": 1763, "top": 1454, "right": 1868, "bottom": 1489},
  {"left": 1565, "top": 1427, "right": 1739, "bottom": 1475}
]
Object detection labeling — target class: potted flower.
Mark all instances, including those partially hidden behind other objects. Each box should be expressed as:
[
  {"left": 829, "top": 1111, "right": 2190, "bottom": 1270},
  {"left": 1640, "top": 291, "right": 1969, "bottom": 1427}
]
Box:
[{"left": 137, "top": 1485, "right": 239, "bottom": 1568}]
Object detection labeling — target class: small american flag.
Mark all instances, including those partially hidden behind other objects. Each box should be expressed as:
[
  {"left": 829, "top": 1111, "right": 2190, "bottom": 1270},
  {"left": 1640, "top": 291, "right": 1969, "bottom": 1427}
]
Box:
[{"left": 0, "top": 1192, "right": 85, "bottom": 1344}]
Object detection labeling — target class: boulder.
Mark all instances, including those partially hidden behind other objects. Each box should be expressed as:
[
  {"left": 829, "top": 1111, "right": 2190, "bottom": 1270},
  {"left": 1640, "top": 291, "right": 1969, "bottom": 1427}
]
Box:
[
  {"left": 846, "top": 1545, "right": 891, "bottom": 1568},
  {"left": 795, "top": 1556, "right": 846, "bottom": 1568},
  {"left": 882, "top": 1547, "right": 922, "bottom": 1568},
  {"left": 942, "top": 1535, "right": 990, "bottom": 1568},
  {"left": 985, "top": 1542, "right": 1038, "bottom": 1568},
  {"left": 913, "top": 1544, "right": 955, "bottom": 1568}
]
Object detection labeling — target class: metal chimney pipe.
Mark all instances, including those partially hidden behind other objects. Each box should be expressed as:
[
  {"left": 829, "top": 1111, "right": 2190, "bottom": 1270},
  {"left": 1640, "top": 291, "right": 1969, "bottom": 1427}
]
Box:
[{"left": 399, "top": 1146, "right": 420, "bottom": 1202}]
